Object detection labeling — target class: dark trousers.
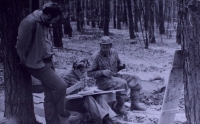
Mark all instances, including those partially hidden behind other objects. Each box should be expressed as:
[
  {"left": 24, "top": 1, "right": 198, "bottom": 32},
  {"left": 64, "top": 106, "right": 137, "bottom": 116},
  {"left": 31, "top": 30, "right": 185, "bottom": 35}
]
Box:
[
  {"left": 65, "top": 96, "right": 116, "bottom": 124},
  {"left": 27, "top": 58, "right": 68, "bottom": 124}
]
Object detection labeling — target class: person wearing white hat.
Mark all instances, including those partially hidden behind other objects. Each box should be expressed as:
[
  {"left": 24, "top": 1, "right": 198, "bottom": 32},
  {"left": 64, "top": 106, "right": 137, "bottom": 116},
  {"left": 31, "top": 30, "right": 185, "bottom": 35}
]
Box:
[{"left": 88, "top": 36, "right": 146, "bottom": 115}]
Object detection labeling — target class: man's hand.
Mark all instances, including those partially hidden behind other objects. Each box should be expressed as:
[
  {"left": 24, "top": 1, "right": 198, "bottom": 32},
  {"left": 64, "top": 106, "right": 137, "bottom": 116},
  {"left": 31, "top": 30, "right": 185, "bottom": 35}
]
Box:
[{"left": 102, "top": 70, "right": 114, "bottom": 77}]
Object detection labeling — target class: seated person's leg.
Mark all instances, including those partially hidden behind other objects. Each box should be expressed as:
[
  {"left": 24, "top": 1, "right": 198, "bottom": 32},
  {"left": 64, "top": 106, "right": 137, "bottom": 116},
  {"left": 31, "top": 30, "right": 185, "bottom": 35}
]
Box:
[
  {"left": 95, "top": 95, "right": 116, "bottom": 118},
  {"left": 65, "top": 98, "right": 86, "bottom": 113},
  {"left": 83, "top": 96, "right": 108, "bottom": 123},
  {"left": 120, "top": 74, "right": 146, "bottom": 111},
  {"left": 110, "top": 77, "right": 128, "bottom": 115}
]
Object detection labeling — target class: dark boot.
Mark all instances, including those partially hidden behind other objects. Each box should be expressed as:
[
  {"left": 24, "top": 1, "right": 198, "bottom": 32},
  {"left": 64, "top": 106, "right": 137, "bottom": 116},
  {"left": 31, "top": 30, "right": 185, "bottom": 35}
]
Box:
[
  {"left": 103, "top": 116, "right": 126, "bottom": 124},
  {"left": 113, "top": 95, "right": 128, "bottom": 115},
  {"left": 130, "top": 90, "right": 146, "bottom": 111}
]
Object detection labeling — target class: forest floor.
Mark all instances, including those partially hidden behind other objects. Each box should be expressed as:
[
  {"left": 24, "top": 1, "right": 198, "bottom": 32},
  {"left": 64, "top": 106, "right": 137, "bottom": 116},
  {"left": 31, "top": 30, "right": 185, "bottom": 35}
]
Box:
[{"left": 0, "top": 22, "right": 186, "bottom": 124}]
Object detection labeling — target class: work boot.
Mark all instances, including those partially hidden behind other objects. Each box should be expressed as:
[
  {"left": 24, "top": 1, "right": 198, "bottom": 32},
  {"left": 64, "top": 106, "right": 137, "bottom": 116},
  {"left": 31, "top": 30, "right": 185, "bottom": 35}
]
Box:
[
  {"left": 130, "top": 90, "right": 146, "bottom": 111},
  {"left": 111, "top": 116, "right": 127, "bottom": 124},
  {"left": 103, "top": 116, "right": 126, "bottom": 124},
  {"left": 114, "top": 96, "right": 128, "bottom": 115}
]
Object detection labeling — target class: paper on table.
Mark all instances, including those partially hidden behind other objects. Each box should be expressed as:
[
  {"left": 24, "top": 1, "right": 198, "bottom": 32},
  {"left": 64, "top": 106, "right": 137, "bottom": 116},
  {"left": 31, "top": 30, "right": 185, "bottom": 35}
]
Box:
[{"left": 78, "top": 90, "right": 94, "bottom": 95}]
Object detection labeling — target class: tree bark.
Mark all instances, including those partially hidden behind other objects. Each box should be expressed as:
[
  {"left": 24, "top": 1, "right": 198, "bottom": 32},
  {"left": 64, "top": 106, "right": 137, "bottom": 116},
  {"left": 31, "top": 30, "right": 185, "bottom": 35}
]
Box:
[
  {"left": 86, "top": 0, "right": 90, "bottom": 25},
  {"left": 31, "top": 0, "right": 39, "bottom": 11},
  {"left": 182, "top": 0, "right": 200, "bottom": 123},
  {"left": 123, "top": 0, "right": 128, "bottom": 25},
  {"left": 113, "top": 0, "right": 117, "bottom": 28},
  {"left": 52, "top": 0, "right": 64, "bottom": 47},
  {"left": 149, "top": 0, "right": 155, "bottom": 43},
  {"left": 99, "top": 0, "right": 104, "bottom": 29},
  {"left": 116, "top": 0, "right": 121, "bottom": 29},
  {"left": 133, "top": 0, "right": 139, "bottom": 32},
  {"left": 76, "top": 0, "right": 83, "bottom": 32},
  {"left": 159, "top": 0, "right": 165, "bottom": 34},
  {"left": 103, "top": 0, "right": 110, "bottom": 36},
  {"left": 176, "top": 0, "right": 184, "bottom": 44},
  {"left": 0, "top": 1, "right": 40, "bottom": 123},
  {"left": 91, "top": 0, "right": 96, "bottom": 27},
  {"left": 126, "top": 0, "right": 136, "bottom": 39}
]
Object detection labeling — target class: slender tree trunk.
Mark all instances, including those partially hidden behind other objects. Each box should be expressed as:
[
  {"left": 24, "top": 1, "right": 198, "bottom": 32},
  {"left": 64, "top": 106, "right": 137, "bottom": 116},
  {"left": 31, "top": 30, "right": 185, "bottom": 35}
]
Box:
[
  {"left": 144, "top": 0, "right": 149, "bottom": 31},
  {"left": 31, "top": 0, "right": 39, "bottom": 11},
  {"left": 100, "top": 0, "right": 104, "bottom": 29},
  {"left": 117, "top": 0, "right": 121, "bottom": 29},
  {"left": 126, "top": 0, "right": 136, "bottom": 39},
  {"left": 176, "top": 0, "right": 184, "bottom": 44},
  {"left": 52, "top": 0, "right": 64, "bottom": 47},
  {"left": 123, "top": 0, "right": 128, "bottom": 25},
  {"left": 53, "top": 21, "right": 63, "bottom": 47},
  {"left": 0, "top": 1, "right": 40, "bottom": 123},
  {"left": 159, "top": 0, "right": 165, "bottom": 34},
  {"left": 149, "top": 0, "right": 155, "bottom": 43},
  {"left": 133, "top": 0, "right": 139, "bottom": 32},
  {"left": 76, "top": 0, "right": 82, "bottom": 31},
  {"left": 86, "top": 0, "right": 90, "bottom": 25},
  {"left": 104, "top": 0, "right": 110, "bottom": 36},
  {"left": 113, "top": 0, "right": 117, "bottom": 28},
  {"left": 91, "top": 0, "right": 96, "bottom": 27},
  {"left": 182, "top": 1, "right": 200, "bottom": 123}
]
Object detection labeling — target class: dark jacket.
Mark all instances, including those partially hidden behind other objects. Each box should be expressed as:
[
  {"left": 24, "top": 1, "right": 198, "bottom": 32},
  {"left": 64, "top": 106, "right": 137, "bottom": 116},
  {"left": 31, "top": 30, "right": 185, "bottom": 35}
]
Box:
[{"left": 16, "top": 10, "right": 53, "bottom": 69}]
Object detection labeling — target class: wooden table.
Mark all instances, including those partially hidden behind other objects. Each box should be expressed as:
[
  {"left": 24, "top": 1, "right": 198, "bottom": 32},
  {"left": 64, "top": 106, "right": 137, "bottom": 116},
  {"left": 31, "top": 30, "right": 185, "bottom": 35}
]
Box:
[{"left": 65, "top": 89, "right": 125, "bottom": 100}]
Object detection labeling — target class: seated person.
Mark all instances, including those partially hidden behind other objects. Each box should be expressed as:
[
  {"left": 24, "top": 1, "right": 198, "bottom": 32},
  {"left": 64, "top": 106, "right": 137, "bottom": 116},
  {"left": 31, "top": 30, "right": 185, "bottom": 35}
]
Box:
[
  {"left": 62, "top": 58, "right": 125, "bottom": 124},
  {"left": 87, "top": 36, "right": 146, "bottom": 115}
]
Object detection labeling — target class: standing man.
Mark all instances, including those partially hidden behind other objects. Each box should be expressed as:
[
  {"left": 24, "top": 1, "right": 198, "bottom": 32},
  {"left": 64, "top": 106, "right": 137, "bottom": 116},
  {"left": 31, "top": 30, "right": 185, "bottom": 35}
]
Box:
[
  {"left": 87, "top": 36, "right": 146, "bottom": 115},
  {"left": 16, "top": 2, "right": 70, "bottom": 124}
]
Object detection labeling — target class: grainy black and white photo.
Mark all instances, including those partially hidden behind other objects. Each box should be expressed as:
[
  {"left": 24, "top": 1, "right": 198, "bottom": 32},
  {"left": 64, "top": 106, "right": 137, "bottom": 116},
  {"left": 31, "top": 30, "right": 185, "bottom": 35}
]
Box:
[{"left": 1, "top": 0, "right": 199, "bottom": 124}]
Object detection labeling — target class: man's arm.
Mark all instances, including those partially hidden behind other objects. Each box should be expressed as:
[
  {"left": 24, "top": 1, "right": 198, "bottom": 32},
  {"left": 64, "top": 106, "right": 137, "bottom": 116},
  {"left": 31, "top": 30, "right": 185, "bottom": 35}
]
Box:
[
  {"left": 62, "top": 74, "right": 83, "bottom": 95},
  {"left": 116, "top": 53, "right": 125, "bottom": 71},
  {"left": 87, "top": 57, "right": 104, "bottom": 78},
  {"left": 16, "top": 19, "right": 34, "bottom": 64}
]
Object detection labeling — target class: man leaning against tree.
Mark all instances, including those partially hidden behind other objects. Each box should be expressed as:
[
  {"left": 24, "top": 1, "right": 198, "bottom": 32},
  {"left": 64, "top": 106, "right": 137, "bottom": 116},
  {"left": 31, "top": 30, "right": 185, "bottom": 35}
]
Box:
[{"left": 16, "top": 2, "right": 71, "bottom": 124}]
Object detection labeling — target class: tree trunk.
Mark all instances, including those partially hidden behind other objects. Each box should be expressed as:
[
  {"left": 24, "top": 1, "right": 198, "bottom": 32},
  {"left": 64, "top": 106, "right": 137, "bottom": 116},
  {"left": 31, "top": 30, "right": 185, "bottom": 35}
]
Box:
[
  {"left": 99, "top": 0, "right": 104, "bottom": 29},
  {"left": 76, "top": 0, "right": 82, "bottom": 32},
  {"left": 31, "top": 0, "right": 39, "bottom": 11},
  {"left": 176, "top": 0, "right": 184, "bottom": 44},
  {"left": 159, "top": 0, "right": 165, "bottom": 34},
  {"left": 133, "top": 0, "right": 139, "bottom": 32},
  {"left": 53, "top": 21, "right": 63, "bottom": 47},
  {"left": 144, "top": 0, "right": 149, "bottom": 31},
  {"left": 123, "top": 0, "right": 128, "bottom": 26},
  {"left": 0, "top": 1, "right": 40, "bottom": 123},
  {"left": 117, "top": 0, "right": 121, "bottom": 29},
  {"left": 113, "top": 0, "right": 117, "bottom": 28},
  {"left": 149, "top": 0, "right": 155, "bottom": 43},
  {"left": 63, "top": 0, "right": 72, "bottom": 38},
  {"left": 103, "top": 0, "right": 110, "bottom": 36},
  {"left": 86, "top": 0, "right": 90, "bottom": 25},
  {"left": 182, "top": 1, "right": 200, "bottom": 123},
  {"left": 126, "top": 0, "right": 136, "bottom": 39},
  {"left": 91, "top": 0, "right": 96, "bottom": 27},
  {"left": 52, "top": 0, "right": 64, "bottom": 47}
]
